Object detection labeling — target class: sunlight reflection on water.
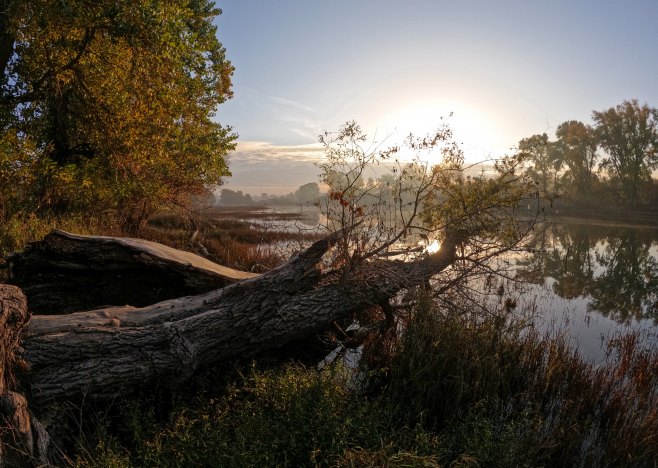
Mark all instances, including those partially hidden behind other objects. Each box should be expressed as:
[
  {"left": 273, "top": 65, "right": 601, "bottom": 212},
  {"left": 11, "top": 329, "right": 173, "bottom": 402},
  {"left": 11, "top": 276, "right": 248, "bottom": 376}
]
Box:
[{"left": 218, "top": 207, "right": 658, "bottom": 364}]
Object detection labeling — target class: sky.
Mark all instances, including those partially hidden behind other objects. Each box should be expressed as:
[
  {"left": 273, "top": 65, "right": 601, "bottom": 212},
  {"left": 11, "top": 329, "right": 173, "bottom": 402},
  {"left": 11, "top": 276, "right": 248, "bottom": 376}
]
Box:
[{"left": 213, "top": 0, "right": 658, "bottom": 195}]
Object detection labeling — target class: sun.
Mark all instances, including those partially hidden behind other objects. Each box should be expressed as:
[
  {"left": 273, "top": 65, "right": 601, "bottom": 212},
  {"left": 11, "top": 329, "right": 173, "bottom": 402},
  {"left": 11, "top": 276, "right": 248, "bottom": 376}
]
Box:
[{"left": 376, "top": 100, "right": 506, "bottom": 163}]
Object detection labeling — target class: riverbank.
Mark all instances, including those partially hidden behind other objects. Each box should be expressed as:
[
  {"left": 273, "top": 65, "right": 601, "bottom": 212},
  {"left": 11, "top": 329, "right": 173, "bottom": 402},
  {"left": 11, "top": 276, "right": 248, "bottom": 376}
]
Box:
[{"left": 549, "top": 204, "right": 658, "bottom": 229}]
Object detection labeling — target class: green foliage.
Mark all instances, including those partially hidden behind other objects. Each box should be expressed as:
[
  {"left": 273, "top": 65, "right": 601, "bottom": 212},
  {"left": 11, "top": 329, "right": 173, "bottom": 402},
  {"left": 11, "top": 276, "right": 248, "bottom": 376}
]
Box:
[
  {"left": 553, "top": 120, "right": 599, "bottom": 195},
  {"left": 75, "top": 364, "right": 392, "bottom": 467},
  {"left": 593, "top": 99, "right": 658, "bottom": 208},
  {"left": 140, "top": 364, "right": 383, "bottom": 467},
  {"left": 517, "top": 133, "right": 559, "bottom": 196},
  {"left": 1, "top": 0, "right": 235, "bottom": 234}
]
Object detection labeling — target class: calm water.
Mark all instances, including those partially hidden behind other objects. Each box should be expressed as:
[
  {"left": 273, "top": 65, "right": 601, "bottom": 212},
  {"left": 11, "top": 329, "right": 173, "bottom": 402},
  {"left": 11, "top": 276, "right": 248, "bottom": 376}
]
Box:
[
  {"left": 225, "top": 207, "right": 658, "bottom": 362},
  {"left": 512, "top": 221, "right": 658, "bottom": 362}
]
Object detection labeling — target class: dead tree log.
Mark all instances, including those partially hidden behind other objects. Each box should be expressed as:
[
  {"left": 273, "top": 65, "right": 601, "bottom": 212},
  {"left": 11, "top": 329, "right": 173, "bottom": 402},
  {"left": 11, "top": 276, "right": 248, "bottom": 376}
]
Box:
[
  {"left": 6, "top": 230, "right": 258, "bottom": 314},
  {"left": 0, "top": 285, "right": 49, "bottom": 466},
  {"left": 7, "top": 230, "right": 457, "bottom": 413}
]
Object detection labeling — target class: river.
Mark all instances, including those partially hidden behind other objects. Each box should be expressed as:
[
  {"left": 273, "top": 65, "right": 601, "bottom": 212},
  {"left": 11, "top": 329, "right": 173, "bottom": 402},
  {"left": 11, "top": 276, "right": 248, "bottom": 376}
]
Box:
[
  {"left": 512, "top": 221, "right": 658, "bottom": 363},
  {"left": 215, "top": 206, "right": 658, "bottom": 363}
]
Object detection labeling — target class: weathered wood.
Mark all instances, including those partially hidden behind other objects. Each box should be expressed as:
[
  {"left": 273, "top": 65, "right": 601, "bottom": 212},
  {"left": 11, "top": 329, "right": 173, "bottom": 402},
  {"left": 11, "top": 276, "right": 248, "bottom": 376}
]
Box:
[
  {"left": 0, "top": 285, "right": 49, "bottom": 466},
  {"left": 0, "top": 391, "right": 50, "bottom": 466},
  {"left": 7, "top": 229, "right": 258, "bottom": 314},
  {"left": 17, "top": 231, "right": 457, "bottom": 410},
  {"left": 0, "top": 285, "right": 29, "bottom": 395}
]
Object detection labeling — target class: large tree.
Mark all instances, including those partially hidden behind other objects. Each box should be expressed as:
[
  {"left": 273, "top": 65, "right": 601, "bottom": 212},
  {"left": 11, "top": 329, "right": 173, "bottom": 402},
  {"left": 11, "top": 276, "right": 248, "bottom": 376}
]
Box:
[
  {"left": 553, "top": 120, "right": 598, "bottom": 196},
  {"left": 518, "top": 133, "right": 559, "bottom": 196},
  {"left": 593, "top": 100, "right": 658, "bottom": 208},
  {"left": 296, "top": 182, "right": 320, "bottom": 204},
  {"left": 0, "top": 0, "right": 235, "bottom": 232}
]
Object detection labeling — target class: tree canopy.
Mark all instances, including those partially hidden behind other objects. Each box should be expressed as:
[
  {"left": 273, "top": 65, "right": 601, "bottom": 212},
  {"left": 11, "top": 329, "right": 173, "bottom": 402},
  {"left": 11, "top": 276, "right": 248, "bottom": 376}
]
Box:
[
  {"left": 517, "top": 133, "right": 557, "bottom": 196},
  {"left": 516, "top": 100, "right": 658, "bottom": 208},
  {"left": 593, "top": 100, "right": 658, "bottom": 208},
  {"left": 0, "top": 0, "right": 235, "bottom": 233},
  {"left": 553, "top": 120, "right": 598, "bottom": 195}
]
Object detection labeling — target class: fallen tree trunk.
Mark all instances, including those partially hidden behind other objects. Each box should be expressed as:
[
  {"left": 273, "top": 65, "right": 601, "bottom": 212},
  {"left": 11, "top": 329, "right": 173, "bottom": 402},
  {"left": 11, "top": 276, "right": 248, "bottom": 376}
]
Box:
[
  {"left": 0, "top": 229, "right": 458, "bottom": 464},
  {"left": 8, "top": 230, "right": 456, "bottom": 410},
  {"left": 6, "top": 229, "right": 258, "bottom": 314}
]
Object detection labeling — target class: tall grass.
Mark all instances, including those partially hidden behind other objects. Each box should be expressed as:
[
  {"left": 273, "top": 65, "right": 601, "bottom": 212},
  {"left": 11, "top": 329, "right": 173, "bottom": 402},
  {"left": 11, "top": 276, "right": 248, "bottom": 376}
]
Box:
[
  {"left": 143, "top": 213, "right": 322, "bottom": 272},
  {"left": 74, "top": 293, "right": 658, "bottom": 467},
  {"left": 0, "top": 213, "right": 121, "bottom": 261},
  {"left": 384, "top": 295, "right": 658, "bottom": 466}
]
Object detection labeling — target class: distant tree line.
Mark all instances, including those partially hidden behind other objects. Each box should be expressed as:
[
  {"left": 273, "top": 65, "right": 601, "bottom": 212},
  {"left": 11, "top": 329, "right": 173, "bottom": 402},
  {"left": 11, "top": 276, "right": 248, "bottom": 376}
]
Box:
[
  {"left": 518, "top": 99, "right": 658, "bottom": 208},
  {"left": 219, "top": 182, "right": 320, "bottom": 206}
]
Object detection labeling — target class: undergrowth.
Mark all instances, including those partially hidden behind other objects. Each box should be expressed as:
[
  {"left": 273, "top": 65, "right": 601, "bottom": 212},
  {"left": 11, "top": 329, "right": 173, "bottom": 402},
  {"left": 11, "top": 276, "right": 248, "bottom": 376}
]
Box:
[
  {"left": 0, "top": 213, "right": 121, "bottom": 259},
  {"left": 73, "top": 294, "right": 658, "bottom": 468}
]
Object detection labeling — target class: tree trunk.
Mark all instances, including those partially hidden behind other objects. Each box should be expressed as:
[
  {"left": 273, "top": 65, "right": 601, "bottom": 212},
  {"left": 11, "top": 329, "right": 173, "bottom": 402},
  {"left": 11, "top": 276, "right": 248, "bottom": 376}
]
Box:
[
  {"left": 0, "top": 285, "right": 49, "bottom": 466},
  {"left": 6, "top": 230, "right": 456, "bottom": 406},
  {"left": 6, "top": 229, "right": 258, "bottom": 314}
]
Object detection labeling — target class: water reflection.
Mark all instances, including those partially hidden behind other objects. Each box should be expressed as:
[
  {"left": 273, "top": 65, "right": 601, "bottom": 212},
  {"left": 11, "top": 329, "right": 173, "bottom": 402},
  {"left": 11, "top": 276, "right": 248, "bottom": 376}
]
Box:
[{"left": 519, "top": 223, "right": 658, "bottom": 323}]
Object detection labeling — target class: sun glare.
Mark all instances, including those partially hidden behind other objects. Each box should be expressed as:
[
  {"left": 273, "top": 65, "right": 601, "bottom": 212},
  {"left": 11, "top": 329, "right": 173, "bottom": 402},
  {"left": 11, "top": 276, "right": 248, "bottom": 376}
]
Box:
[
  {"left": 424, "top": 239, "right": 441, "bottom": 254},
  {"left": 377, "top": 100, "right": 505, "bottom": 163}
]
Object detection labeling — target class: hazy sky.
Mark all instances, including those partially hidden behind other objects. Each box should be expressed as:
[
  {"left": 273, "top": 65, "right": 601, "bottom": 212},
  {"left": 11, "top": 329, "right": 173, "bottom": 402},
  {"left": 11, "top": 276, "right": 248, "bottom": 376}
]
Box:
[{"left": 213, "top": 1, "right": 658, "bottom": 195}]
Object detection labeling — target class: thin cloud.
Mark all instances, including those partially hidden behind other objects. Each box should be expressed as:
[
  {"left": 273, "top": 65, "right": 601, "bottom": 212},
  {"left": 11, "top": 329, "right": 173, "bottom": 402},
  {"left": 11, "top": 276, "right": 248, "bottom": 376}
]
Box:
[
  {"left": 231, "top": 140, "right": 325, "bottom": 163},
  {"left": 242, "top": 88, "right": 318, "bottom": 114},
  {"left": 269, "top": 96, "right": 317, "bottom": 114}
]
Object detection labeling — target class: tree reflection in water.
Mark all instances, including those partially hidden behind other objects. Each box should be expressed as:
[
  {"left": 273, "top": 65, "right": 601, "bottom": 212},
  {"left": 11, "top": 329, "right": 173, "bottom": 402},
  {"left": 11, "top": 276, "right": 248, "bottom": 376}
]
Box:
[{"left": 519, "top": 223, "right": 658, "bottom": 323}]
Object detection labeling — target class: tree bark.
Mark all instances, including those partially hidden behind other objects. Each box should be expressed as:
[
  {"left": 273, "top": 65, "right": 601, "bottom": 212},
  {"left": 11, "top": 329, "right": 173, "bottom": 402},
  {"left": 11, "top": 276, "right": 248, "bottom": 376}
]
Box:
[
  {"left": 7, "top": 229, "right": 258, "bottom": 314},
  {"left": 0, "top": 285, "right": 49, "bottom": 466},
  {"left": 3, "top": 230, "right": 457, "bottom": 421}
]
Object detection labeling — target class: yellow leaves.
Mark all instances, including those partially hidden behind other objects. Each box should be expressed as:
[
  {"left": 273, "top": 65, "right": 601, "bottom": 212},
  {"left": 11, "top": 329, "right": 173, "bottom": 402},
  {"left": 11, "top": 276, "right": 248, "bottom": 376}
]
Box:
[
  {"left": 4, "top": 0, "right": 235, "bottom": 232},
  {"left": 53, "top": 166, "right": 75, "bottom": 184},
  {"left": 422, "top": 154, "right": 535, "bottom": 247}
]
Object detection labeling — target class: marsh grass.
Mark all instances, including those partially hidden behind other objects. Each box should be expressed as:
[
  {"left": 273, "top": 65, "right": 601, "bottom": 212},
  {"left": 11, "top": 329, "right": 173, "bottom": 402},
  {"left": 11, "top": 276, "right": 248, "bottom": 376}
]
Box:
[
  {"left": 384, "top": 295, "right": 658, "bottom": 466},
  {"left": 0, "top": 208, "right": 320, "bottom": 274},
  {"left": 144, "top": 212, "right": 322, "bottom": 272},
  {"left": 75, "top": 294, "right": 658, "bottom": 467}
]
